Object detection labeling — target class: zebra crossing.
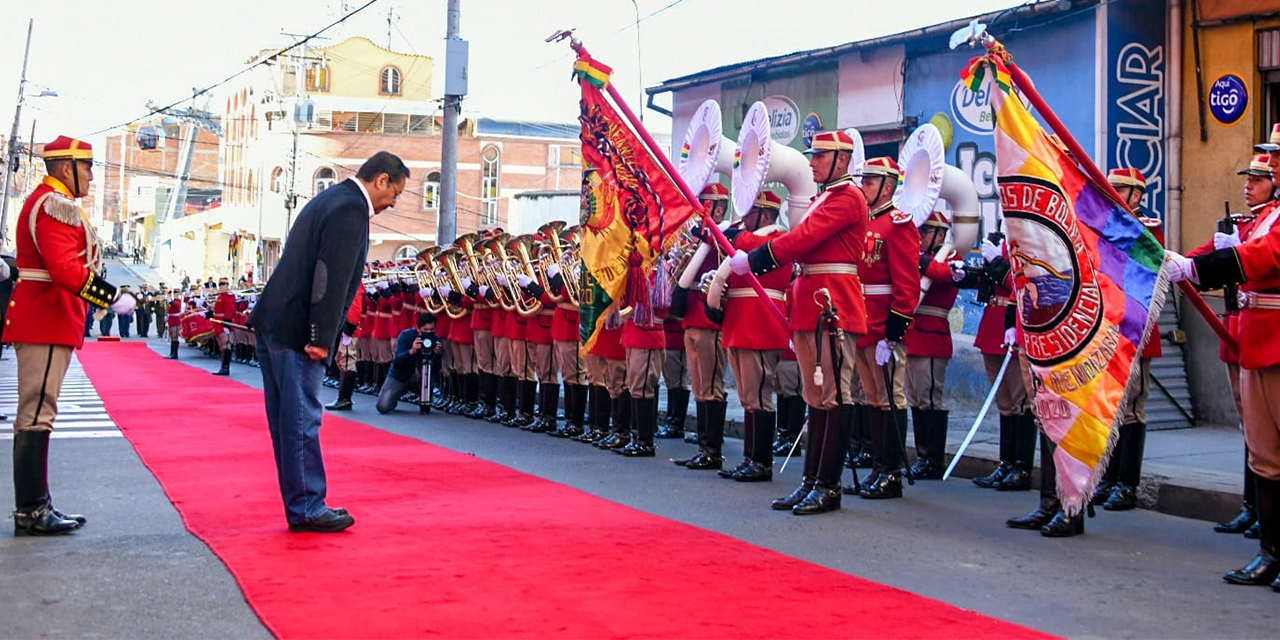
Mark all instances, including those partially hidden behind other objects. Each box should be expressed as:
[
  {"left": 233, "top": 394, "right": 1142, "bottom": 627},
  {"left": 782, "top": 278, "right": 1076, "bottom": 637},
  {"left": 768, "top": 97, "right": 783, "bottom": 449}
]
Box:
[{"left": 0, "top": 353, "right": 121, "bottom": 439}]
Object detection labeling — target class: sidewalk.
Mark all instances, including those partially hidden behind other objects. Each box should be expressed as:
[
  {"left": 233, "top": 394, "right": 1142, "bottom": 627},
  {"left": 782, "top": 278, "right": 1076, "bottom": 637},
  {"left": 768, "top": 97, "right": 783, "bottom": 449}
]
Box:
[{"left": 103, "top": 257, "right": 167, "bottom": 289}]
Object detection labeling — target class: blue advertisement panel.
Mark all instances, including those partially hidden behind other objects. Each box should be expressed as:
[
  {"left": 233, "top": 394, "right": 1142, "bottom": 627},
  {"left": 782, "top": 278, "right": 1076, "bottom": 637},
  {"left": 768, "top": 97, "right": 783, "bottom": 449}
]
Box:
[
  {"left": 1106, "top": 0, "right": 1167, "bottom": 222},
  {"left": 902, "top": 10, "right": 1098, "bottom": 333}
]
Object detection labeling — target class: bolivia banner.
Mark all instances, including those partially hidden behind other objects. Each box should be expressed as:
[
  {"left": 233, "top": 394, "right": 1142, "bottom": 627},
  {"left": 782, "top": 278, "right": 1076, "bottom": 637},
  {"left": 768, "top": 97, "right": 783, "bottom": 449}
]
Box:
[
  {"left": 574, "top": 53, "right": 695, "bottom": 353},
  {"left": 965, "top": 53, "right": 1168, "bottom": 515}
]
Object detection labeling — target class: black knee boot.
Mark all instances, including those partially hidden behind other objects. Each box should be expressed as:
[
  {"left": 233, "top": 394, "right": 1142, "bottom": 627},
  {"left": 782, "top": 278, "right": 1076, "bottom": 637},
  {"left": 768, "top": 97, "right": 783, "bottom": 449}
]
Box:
[
  {"left": 12, "top": 432, "right": 81, "bottom": 536},
  {"left": 908, "top": 408, "right": 946, "bottom": 480},
  {"left": 325, "top": 371, "right": 356, "bottom": 411},
  {"left": 848, "top": 403, "right": 872, "bottom": 468},
  {"left": 794, "top": 406, "right": 848, "bottom": 514},
  {"left": 996, "top": 412, "right": 1036, "bottom": 490},
  {"left": 772, "top": 395, "right": 795, "bottom": 456},
  {"left": 213, "top": 348, "right": 232, "bottom": 375},
  {"left": 1218, "top": 449, "right": 1259, "bottom": 534},
  {"left": 619, "top": 396, "right": 658, "bottom": 457},
  {"left": 733, "top": 410, "right": 775, "bottom": 482},
  {"left": 720, "top": 411, "right": 755, "bottom": 478},
  {"left": 1224, "top": 475, "right": 1280, "bottom": 586},
  {"left": 1008, "top": 431, "right": 1060, "bottom": 530},
  {"left": 532, "top": 383, "right": 559, "bottom": 433},
  {"left": 975, "top": 414, "right": 1017, "bottom": 488},
  {"left": 166, "top": 340, "right": 180, "bottom": 359},
  {"left": 657, "top": 388, "right": 690, "bottom": 438},
  {"left": 688, "top": 400, "right": 727, "bottom": 469},
  {"left": 672, "top": 401, "right": 706, "bottom": 465},
  {"left": 1040, "top": 432, "right": 1085, "bottom": 537},
  {"left": 575, "top": 386, "right": 610, "bottom": 443},
  {"left": 774, "top": 407, "right": 824, "bottom": 510},
  {"left": 1103, "top": 422, "right": 1146, "bottom": 511},
  {"left": 861, "top": 408, "right": 904, "bottom": 500}
]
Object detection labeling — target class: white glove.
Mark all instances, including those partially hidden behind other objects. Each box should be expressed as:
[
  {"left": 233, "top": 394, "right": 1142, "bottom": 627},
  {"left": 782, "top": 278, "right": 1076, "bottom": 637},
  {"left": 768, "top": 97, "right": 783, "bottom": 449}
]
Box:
[
  {"left": 478, "top": 284, "right": 490, "bottom": 297},
  {"left": 460, "top": 276, "right": 473, "bottom": 289},
  {"left": 981, "top": 238, "right": 1002, "bottom": 263},
  {"left": 1164, "top": 250, "right": 1198, "bottom": 284},
  {"left": 949, "top": 260, "right": 967, "bottom": 282},
  {"left": 1002, "top": 327, "right": 1018, "bottom": 348},
  {"left": 376, "top": 280, "right": 389, "bottom": 291},
  {"left": 365, "top": 287, "right": 376, "bottom": 296},
  {"left": 0, "top": 260, "right": 9, "bottom": 282},
  {"left": 496, "top": 274, "right": 510, "bottom": 287},
  {"left": 110, "top": 292, "right": 138, "bottom": 316},
  {"left": 546, "top": 263, "right": 560, "bottom": 278},
  {"left": 341, "top": 334, "right": 353, "bottom": 346},
  {"left": 439, "top": 284, "right": 453, "bottom": 298},
  {"left": 728, "top": 250, "right": 750, "bottom": 276},
  {"left": 1213, "top": 229, "right": 1241, "bottom": 250},
  {"left": 874, "top": 339, "right": 897, "bottom": 366},
  {"left": 418, "top": 287, "right": 433, "bottom": 299},
  {"left": 572, "top": 263, "right": 582, "bottom": 279},
  {"left": 517, "top": 273, "right": 533, "bottom": 288}
]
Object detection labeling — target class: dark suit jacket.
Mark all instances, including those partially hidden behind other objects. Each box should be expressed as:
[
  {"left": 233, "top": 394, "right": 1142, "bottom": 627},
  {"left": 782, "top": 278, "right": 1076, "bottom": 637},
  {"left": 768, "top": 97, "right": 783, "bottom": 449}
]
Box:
[{"left": 249, "top": 179, "right": 369, "bottom": 353}]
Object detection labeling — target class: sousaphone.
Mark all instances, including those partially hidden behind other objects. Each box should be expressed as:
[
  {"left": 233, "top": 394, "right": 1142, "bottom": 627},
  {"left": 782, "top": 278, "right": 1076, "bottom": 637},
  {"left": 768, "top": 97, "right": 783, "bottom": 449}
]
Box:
[
  {"left": 678, "top": 99, "right": 736, "bottom": 194},
  {"left": 731, "top": 101, "right": 817, "bottom": 229}
]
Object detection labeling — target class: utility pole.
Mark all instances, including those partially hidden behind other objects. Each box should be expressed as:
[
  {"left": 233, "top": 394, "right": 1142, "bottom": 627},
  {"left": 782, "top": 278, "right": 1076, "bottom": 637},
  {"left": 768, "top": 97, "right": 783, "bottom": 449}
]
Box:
[
  {"left": 285, "top": 38, "right": 308, "bottom": 236},
  {"left": 1, "top": 18, "right": 34, "bottom": 250},
  {"left": 438, "top": 0, "right": 467, "bottom": 246}
]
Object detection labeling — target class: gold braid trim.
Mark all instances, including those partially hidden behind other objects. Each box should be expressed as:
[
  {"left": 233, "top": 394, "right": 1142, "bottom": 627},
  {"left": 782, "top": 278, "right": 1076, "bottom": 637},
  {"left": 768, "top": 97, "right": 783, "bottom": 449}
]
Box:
[
  {"left": 78, "top": 271, "right": 117, "bottom": 309},
  {"left": 41, "top": 193, "right": 84, "bottom": 228}
]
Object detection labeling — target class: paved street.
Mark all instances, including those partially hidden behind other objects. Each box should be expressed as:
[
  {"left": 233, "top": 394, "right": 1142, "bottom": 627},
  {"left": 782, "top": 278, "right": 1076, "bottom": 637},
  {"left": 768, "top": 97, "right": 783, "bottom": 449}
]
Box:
[{"left": 1, "top": 341, "right": 1277, "bottom": 639}]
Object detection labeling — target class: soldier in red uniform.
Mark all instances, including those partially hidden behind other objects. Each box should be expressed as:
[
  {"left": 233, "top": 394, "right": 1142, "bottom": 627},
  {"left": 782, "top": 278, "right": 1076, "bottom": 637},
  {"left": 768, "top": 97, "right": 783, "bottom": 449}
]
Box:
[
  {"left": 659, "top": 313, "right": 691, "bottom": 440},
  {"left": 469, "top": 258, "right": 499, "bottom": 419},
  {"left": 589, "top": 324, "right": 631, "bottom": 449},
  {"left": 500, "top": 247, "right": 536, "bottom": 428},
  {"left": 708, "top": 190, "right": 791, "bottom": 482},
  {"left": 164, "top": 285, "right": 185, "bottom": 359},
  {"left": 670, "top": 183, "right": 732, "bottom": 470},
  {"left": 371, "top": 279, "right": 396, "bottom": 391},
  {"left": 326, "top": 281, "right": 366, "bottom": 411},
  {"left": 617, "top": 297, "right": 666, "bottom": 457},
  {"left": 1091, "top": 168, "right": 1162, "bottom": 512},
  {"left": 1166, "top": 165, "right": 1280, "bottom": 589},
  {"left": 488, "top": 274, "right": 516, "bottom": 424},
  {"left": 518, "top": 255, "right": 559, "bottom": 432},
  {"left": 446, "top": 288, "right": 477, "bottom": 415},
  {"left": 851, "top": 157, "right": 920, "bottom": 500},
  {"left": 732, "top": 131, "right": 868, "bottom": 515},
  {"left": 9, "top": 136, "right": 136, "bottom": 535},
  {"left": 904, "top": 211, "right": 959, "bottom": 480},
  {"left": 545, "top": 246, "right": 588, "bottom": 438},
  {"left": 211, "top": 277, "right": 236, "bottom": 375}
]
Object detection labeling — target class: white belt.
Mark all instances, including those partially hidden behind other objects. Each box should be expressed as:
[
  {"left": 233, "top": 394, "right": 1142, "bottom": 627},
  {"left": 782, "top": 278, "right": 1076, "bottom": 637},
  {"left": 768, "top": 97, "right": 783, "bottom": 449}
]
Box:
[
  {"left": 800, "top": 263, "right": 858, "bottom": 276},
  {"left": 863, "top": 284, "right": 892, "bottom": 295},
  {"left": 538, "top": 309, "right": 555, "bottom": 317},
  {"left": 556, "top": 302, "right": 579, "bottom": 311},
  {"left": 916, "top": 305, "right": 950, "bottom": 319},
  {"left": 1239, "top": 292, "right": 1280, "bottom": 310},
  {"left": 18, "top": 268, "right": 51, "bottom": 283},
  {"left": 726, "top": 287, "right": 785, "bottom": 302}
]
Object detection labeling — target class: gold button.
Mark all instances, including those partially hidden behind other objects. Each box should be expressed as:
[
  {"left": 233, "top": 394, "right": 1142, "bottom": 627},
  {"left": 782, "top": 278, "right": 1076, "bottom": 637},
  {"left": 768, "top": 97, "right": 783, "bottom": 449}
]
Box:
[{"left": 8, "top": 301, "right": 13, "bottom": 307}]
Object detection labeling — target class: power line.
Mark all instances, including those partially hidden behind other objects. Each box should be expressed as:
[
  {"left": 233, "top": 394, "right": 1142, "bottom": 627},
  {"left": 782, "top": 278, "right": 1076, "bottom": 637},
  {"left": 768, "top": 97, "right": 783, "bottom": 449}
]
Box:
[{"left": 80, "top": 0, "right": 383, "bottom": 138}]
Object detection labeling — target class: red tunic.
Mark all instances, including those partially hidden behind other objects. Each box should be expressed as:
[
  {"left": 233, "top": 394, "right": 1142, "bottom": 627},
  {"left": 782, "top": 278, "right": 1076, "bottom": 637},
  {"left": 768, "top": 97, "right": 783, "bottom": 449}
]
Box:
[
  {"left": 856, "top": 202, "right": 921, "bottom": 348},
  {"left": 505, "top": 307, "right": 528, "bottom": 341},
  {"left": 722, "top": 225, "right": 790, "bottom": 351},
  {"left": 372, "top": 294, "right": 394, "bottom": 340},
  {"left": 436, "top": 310, "right": 453, "bottom": 341},
  {"left": 355, "top": 290, "right": 373, "bottom": 339},
  {"left": 490, "top": 307, "right": 508, "bottom": 339},
  {"left": 1224, "top": 203, "right": 1280, "bottom": 369},
  {"left": 974, "top": 275, "right": 1016, "bottom": 356},
  {"left": 905, "top": 250, "right": 960, "bottom": 359},
  {"left": 663, "top": 316, "right": 684, "bottom": 350},
  {"left": 167, "top": 298, "right": 184, "bottom": 324},
  {"left": 7, "top": 178, "right": 111, "bottom": 349},
  {"left": 553, "top": 302, "right": 580, "bottom": 343},
  {"left": 589, "top": 323, "right": 625, "bottom": 361},
  {"left": 471, "top": 301, "right": 495, "bottom": 332},
  {"left": 622, "top": 314, "right": 666, "bottom": 350},
  {"left": 525, "top": 293, "right": 556, "bottom": 345},
  {"left": 212, "top": 291, "right": 236, "bottom": 335},
  {"left": 682, "top": 248, "right": 723, "bottom": 331},
  {"left": 750, "top": 178, "right": 868, "bottom": 334},
  {"left": 1188, "top": 204, "right": 1269, "bottom": 364}
]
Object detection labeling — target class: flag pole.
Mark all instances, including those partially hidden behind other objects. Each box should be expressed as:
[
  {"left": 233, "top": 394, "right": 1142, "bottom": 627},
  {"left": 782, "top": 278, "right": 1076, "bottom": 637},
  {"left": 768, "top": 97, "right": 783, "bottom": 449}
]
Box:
[
  {"left": 983, "top": 36, "right": 1238, "bottom": 353},
  {"left": 568, "top": 38, "right": 790, "bottom": 332}
]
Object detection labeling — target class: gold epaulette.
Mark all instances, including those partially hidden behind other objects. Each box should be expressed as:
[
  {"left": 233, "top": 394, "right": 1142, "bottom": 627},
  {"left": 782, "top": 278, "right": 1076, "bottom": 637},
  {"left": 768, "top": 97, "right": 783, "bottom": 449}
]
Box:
[{"left": 41, "top": 193, "right": 84, "bottom": 228}]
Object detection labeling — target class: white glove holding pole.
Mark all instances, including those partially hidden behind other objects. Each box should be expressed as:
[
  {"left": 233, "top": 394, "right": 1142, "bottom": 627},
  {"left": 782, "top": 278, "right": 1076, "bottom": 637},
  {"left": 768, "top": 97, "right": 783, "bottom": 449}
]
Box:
[
  {"left": 478, "top": 284, "right": 489, "bottom": 297},
  {"left": 110, "top": 292, "right": 138, "bottom": 316},
  {"left": 1213, "top": 229, "right": 1241, "bottom": 250},
  {"left": 418, "top": 287, "right": 433, "bottom": 299},
  {"left": 874, "top": 339, "right": 896, "bottom": 366},
  {"left": 439, "top": 284, "right": 453, "bottom": 298},
  {"left": 341, "top": 334, "right": 353, "bottom": 346},
  {"left": 981, "top": 238, "right": 1002, "bottom": 263},
  {"left": 1002, "top": 327, "right": 1018, "bottom": 348},
  {"left": 949, "top": 260, "right": 967, "bottom": 282},
  {"left": 517, "top": 273, "right": 533, "bottom": 288},
  {"left": 1164, "top": 250, "right": 1199, "bottom": 284},
  {"left": 728, "top": 250, "right": 750, "bottom": 276}
]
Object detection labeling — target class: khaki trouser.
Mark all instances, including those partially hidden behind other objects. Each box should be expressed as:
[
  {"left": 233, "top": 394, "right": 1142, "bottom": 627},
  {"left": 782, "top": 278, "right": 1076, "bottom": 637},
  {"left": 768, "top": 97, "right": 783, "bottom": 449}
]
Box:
[
  {"left": 776, "top": 359, "right": 802, "bottom": 398},
  {"left": 685, "top": 327, "right": 726, "bottom": 402},
  {"left": 854, "top": 343, "right": 907, "bottom": 410},
  {"left": 1118, "top": 358, "right": 1151, "bottom": 425},
  {"left": 1228, "top": 362, "right": 1244, "bottom": 424},
  {"left": 792, "top": 329, "right": 862, "bottom": 409},
  {"left": 531, "top": 342, "right": 557, "bottom": 383},
  {"left": 453, "top": 342, "right": 476, "bottom": 375},
  {"left": 168, "top": 324, "right": 181, "bottom": 341},
  {"left": 510, "top": 338, "right": 534, "bottom": 382},
  {"left": 216, "top": 331, "right": 230, "bottom": 350},
  {"left": 556, "top": 340, "right": 586, "bottom": 385},
  {"left": 906, "top": 355, "right": 948, "bottom": 411},
  {"left": 474, "top": 329, "right": 494, "bottom": 375},
  {"left": 728, "top": 348, "right": 781, "bottom": 412},
  {"left": 1241, "top": 365, "right": 1280, "bottom": 480},
  {"left": 494, "top": 336, "right": 512, "bottom": 377},
  {"left": 13, "top": 343, "right": 73, "bottom": 433},
  {"left": 369, "top": 338, "right": 393, "bottom": 364},
  {"left": 441, "top": 340, "right": 455, "bottom": 375},
  {"left": 596, "top": 356, "right": 628, "bottom": 398},
  {"left": 984, "top": 352, "right": 1030, "bottom": 416},
  {"left": 336, "top": 337, "right": 358, "bottom": 373},
  {"left": 626, "top": 348, "right": 665, "bottom": 399},
  {"left": 663, "top": 348, "right": 690, "bottom": 390}
]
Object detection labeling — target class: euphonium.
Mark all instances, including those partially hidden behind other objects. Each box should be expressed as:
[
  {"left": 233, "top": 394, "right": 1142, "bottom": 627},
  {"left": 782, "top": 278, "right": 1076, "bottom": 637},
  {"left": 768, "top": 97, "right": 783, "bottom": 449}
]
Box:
[
  {"left": 478, "top": 236, "right": 516, "bottom": 311},
  {"left": 435, "top": 248, "right": 470, "bottom": 320},
  {"left": 536, "top": 221, "right": 567, "bottom": 301},
  {"left": 413, "top": 251, "right": 446, "bottom": 315},
  {"left": 558, "top": 226, "right": 583, "bottom": 306},
  {"left": 507, "top": 234, "right": 544, "bottom": 317},
  {"left": 662, "top": 217, "right": 704, "bottom": 294}
]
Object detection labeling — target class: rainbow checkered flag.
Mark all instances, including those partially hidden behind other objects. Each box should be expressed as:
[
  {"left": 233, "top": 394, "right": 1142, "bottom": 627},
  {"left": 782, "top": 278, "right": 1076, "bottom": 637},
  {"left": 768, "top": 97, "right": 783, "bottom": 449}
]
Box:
[{"left": 964, "top": 53, "right": 1168, "bottom": 515}]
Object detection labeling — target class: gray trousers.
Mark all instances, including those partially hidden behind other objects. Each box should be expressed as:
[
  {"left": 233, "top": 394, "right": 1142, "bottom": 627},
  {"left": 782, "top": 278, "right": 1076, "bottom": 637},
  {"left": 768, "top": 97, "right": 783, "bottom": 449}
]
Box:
[{"left": 376, "top": 372, "right": 421, "bottom": 414}]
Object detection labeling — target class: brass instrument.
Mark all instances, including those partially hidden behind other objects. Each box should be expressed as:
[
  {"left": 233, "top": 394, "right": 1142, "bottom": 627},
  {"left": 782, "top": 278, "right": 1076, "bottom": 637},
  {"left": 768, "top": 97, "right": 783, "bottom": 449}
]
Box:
[
  {"left": 477, "top": 236, "right": 516, "bottom": 311},
  {"left": 663, "top": 217, "right": 705, "bottom": 293},
  {"left": 557, "top": 226, "right": 583, "bottom": 306},
  {"left": 435, "top": 247, "right": 470, "bottom": 320},
  {"left": 507, "top": 234, "right": 544, "bottom": 317},
  {"left": 413, "top": 249, "right": 448, "bottom": 316}
]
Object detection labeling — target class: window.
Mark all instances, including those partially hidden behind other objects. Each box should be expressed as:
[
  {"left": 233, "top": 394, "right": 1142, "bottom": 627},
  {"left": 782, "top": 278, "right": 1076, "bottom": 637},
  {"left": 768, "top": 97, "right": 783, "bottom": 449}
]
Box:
[
  {"left": 270, "top": 167, "right": 285, "bottom": 193},
  {"left": 305, "top": 62, "right": 330, "bottom": 92},
  {"left": 549, "top": 145, "right": 581, "bottom": 168},
  {"left": 481, "top": 146, "right": 500, "bottom": 226},
  {"left": 136, "top": 125, "right": 160, "bottom": 151},
  {"left": 313, "top": 167, "right": 336, "bottom": 196},
  {"left": 423, "top": 171, "right": 441, "bottom": 211},
  {"left": 395, "top": 245, "right": 418, "bottom": 261},
  {"left": 380, "top": 66, "right": 402, "bottom": 96}
]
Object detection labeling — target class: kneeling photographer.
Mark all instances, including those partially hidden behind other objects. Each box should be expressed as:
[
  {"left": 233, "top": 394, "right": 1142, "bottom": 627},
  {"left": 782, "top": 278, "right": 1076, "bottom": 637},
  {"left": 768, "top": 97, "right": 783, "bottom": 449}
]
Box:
[{"left": 377, "top": 312, "right": 442, "bottom": 414}]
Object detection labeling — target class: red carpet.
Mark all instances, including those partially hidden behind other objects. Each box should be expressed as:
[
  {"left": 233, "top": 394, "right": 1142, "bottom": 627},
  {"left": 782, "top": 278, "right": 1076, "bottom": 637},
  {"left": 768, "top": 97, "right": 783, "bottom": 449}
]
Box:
[{"left": 78, "top": 342, "right": 1053, "bottom": 639}]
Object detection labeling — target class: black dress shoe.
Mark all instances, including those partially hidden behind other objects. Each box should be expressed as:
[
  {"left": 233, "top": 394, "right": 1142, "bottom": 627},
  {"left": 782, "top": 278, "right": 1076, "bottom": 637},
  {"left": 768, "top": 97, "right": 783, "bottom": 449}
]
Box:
[
  {"left": 772, "top": 484, "right": 812, "bottom": 510},
  {"left": 325, "top": 399, "right": 353, "bottom": 411},
  {"left": 686, "top": 453, "right": 724, "bottom": 470},
  {"left": 908, "top": 458, "right": 943, "bottom": 480},
  {"left": 618, "top": 442, "right": 656, "bottom": 457},
  {"left": 732, "top": 461, "right": 772, "bottom": 482},
  {"left": 51, "top": 505, "right": 87, "bottom": 526},
  {"left": 1090, "top": 481, "right": 1116, "bottom": 506},
  {"left": 1223, "top": 554, "right": 1280, "bottom": 585},
  {"left": 1007, "top": 500, "right": 1058, "bottom": 530},
  {"left": 973, "top": 463, "right": 1012, "bottom": 488},
  {"left": 1245, "top": 522, "right": 1261, "bottom": 539},
  {"left": 850, "top": 451, "right": 873, "bottom": 469},
  {"left": 995, "top": 468, "right": 1032, "bottom": 491},
  {"left": 793, "top": 487, "right": 842, "bottom": 515},
  {"left": 654, "top": 424, "right": 682, "bottom": 439},
  {"left": 683, "top": 431, "right": 698, "bottom": 444},
  {"left": 288, "top": 509, "right": 355, "bottom": 533},
  {"left": 717, "top": 459, "right": 751, "bottom": 478},
  {"left": 594, "top": 433, "right": 625, "bottom": 449},
  {"left": 1102, "top": 484, "right": 1138, "bottom": 511},
  {"left": 1040, "top": 511, "right": 1084, "bottom": 537},
  {"left": 860, "top": 473, "right": 903, "bottom": 499},
  {"left": 670, "top": 451, "right": 700, "bottom": 466},
  {"left": 13, "top": 503, "right": 80, "bottom": 536}
]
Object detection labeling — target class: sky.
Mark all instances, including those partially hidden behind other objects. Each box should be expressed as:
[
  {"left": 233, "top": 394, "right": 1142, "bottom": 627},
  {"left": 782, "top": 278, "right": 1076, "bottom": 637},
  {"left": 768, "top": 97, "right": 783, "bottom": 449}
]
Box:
[{"left": 0, "top": 0, "right": 1027, "bottom": 149}]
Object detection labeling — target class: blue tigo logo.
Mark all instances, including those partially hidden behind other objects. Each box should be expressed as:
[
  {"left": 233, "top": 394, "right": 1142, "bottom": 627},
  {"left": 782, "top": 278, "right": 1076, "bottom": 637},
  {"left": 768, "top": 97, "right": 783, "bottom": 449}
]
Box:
[{"left": 1209, "top": 74, "right": 1248, "bottom": 125}]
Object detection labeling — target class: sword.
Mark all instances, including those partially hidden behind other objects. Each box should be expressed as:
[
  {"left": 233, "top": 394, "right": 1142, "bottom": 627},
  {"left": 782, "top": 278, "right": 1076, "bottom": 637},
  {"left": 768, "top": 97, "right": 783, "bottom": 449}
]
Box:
[
  {"left": 778, "top": 418, "right": 807, "bottom": 474},
  {"left": 943, "top": 347, "right": 1014, "bottom": 481},
  {"left": 209, "top": 318, "right": 251, "bottom": 331}
]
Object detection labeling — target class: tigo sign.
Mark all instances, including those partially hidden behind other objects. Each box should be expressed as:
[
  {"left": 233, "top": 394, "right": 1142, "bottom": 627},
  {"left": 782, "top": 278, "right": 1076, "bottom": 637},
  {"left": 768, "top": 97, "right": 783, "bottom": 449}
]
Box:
[{"left": 1209, "top": 73, "right": 1248, "bottom": 126}]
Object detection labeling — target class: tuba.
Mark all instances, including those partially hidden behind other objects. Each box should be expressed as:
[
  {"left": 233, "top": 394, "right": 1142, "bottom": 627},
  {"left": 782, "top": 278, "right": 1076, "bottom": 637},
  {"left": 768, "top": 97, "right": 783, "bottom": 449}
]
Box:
[
  {"left": 732, "top": 101, "right": 818, "bottom": 229},
  {"left": 536, "top": 221, "right": 567, "bottom": 300},
  {"left": 678, "top": 99, "right": 736, "bottom": 194},
  {"left": 893, "top": 122, "right": 981, "bottom": 304}
]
